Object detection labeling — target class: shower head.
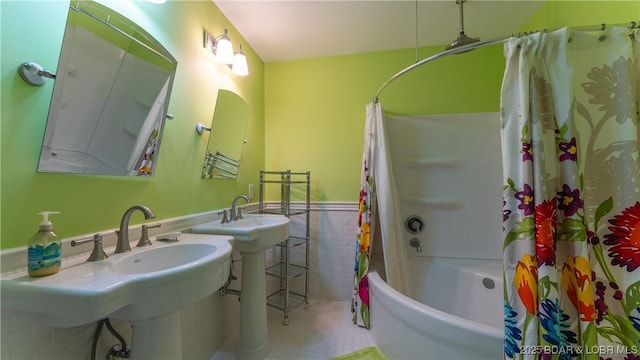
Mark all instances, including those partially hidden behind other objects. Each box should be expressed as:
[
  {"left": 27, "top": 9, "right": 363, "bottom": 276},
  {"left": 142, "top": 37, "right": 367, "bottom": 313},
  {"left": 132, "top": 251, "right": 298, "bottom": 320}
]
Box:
[
  {"left": 446, "top": 32, "right": 480, "bottom": 50},
  {"left": 445, "top": 0, "right": 480, "bottom": 51}
]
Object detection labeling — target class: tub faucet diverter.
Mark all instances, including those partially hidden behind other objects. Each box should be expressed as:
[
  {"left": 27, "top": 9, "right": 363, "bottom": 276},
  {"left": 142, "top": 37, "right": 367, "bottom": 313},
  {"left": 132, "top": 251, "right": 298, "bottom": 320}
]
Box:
[{"left": 410, "top": 238, "right": 423, "bottom": 252}]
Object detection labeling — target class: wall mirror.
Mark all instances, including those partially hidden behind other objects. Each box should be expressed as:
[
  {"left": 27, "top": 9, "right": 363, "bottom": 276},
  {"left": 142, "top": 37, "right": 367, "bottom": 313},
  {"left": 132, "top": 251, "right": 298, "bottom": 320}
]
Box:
[
  {"left": 37, "top": 0, "right": 177, "bottom": 176},
  {"left": 201, "top": 90, "right": 249, "bottom": 179}
]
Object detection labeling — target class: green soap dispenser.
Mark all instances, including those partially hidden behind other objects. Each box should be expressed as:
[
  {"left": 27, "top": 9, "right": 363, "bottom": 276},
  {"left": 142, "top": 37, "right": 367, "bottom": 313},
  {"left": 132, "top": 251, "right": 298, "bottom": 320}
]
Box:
[{"left": 28, "top": 211, "right": 61, "bottom": 277}]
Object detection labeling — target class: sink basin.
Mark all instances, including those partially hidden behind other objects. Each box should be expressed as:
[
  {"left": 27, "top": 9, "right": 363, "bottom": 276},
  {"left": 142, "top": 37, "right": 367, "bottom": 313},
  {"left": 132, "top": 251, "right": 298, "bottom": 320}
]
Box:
[
  {"left": 0, "top": 234, "right": 233, "bottom": 327},
  {"left": 110, "top": 242, "right": 218, "bottom": 275},
  {"left": 191, "top": 214, "right": 289, "bottom": 252}
]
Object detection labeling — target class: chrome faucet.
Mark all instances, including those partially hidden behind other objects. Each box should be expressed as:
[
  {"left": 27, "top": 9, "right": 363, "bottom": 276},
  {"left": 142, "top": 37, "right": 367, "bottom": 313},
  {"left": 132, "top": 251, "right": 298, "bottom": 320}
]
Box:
[
  {"left": 230, "top": 195, "right": 250, "bottom": 221},
  {"left": 115, "top": 205, "right": 156, "bottom": 253}
]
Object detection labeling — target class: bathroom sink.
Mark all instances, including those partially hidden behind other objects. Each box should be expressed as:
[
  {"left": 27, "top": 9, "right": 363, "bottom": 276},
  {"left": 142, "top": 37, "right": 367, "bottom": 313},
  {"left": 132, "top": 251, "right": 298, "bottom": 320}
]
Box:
[
  {"left": 110, "top": 242, "right": 218, "bottom": 275},
  {"left": 0, "top": 234, "right": 233, "bottom": 327},
  {"left": 191, "top": 214, "right": 289, "bottom": 252},
  {"left": 192, "top": 213, "right": 290, "bottom": 359}
]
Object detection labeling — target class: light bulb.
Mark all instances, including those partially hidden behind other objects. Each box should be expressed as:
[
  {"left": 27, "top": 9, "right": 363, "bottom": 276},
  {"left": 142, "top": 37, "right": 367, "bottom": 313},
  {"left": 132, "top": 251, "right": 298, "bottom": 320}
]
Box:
[
  {"left": 232, "top": 46, "right": 249, "bottom": 76},
  {"left": 215, "top": 30, "right": 234, "bottom": 64}
]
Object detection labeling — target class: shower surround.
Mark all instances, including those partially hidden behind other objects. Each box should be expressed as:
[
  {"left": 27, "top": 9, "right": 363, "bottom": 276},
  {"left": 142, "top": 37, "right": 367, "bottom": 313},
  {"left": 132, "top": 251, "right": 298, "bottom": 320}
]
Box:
[{"left": 368, "top": 112, "right": 504, "bottom": 358}]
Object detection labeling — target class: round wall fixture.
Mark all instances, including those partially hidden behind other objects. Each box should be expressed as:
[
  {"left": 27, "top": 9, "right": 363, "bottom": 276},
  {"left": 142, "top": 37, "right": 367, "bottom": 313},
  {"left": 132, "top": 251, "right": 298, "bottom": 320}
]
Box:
[
  {"left": 405, "top": 216, "right": 424, "bottom": 234},
  {"left": 482, "top": 277, "right": 496, "bottom": 289},
  {"left": 195, "top": 122, "right": 211, "bottom": 135},
  {"left": 18, "top": 62, "right": 55, "bottom": 86}
]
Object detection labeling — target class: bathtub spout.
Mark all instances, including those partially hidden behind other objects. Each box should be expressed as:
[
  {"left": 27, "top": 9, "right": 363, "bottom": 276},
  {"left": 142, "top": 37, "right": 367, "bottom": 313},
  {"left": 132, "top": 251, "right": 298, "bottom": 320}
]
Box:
[{"left": 409, "top": 238, "right": 423, "bottom": 252}]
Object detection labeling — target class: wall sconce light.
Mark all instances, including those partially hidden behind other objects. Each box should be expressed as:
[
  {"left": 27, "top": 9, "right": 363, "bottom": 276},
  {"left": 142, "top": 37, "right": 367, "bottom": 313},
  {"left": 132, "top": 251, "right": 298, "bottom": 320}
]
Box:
[
  {"left": 211, "top": 29, "right": 234, "bottom": 64},
  {"left": 204, "top": 29, "right": 249, "bottom": 76},
  {"left": 232, "top": 45, "right": 249, "bottom": 76}
]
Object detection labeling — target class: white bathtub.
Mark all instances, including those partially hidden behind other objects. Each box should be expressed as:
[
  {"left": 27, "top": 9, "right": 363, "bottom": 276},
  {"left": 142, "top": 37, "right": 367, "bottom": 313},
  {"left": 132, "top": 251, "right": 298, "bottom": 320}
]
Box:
[{"left": 369, "top": 256, "right": 503, "bottom": 359}]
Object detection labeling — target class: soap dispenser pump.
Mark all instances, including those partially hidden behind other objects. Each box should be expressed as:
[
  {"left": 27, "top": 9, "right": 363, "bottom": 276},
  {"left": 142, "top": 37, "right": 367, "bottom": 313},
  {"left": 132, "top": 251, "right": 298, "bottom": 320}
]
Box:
[{"left": 28, "top": 211, "right": 61, "bottom": 277}]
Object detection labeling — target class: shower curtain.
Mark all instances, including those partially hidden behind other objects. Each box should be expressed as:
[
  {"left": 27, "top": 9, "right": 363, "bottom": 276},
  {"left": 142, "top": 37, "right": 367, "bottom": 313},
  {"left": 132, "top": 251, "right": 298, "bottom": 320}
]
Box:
[
  {"left": 130, "top": 78, "right": 171, "bottom": 176},
  {"left": 352, "top": 102, "right": 409, "bottom": 328},
  {"left": 502, "top": 26, "right": 640, "bottom": 359}
]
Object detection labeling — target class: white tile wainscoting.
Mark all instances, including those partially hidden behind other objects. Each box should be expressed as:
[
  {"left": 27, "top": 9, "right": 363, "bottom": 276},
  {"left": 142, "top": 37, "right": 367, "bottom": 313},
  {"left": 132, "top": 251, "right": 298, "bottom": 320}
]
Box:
[
  {"left": 0, "top": 202, "right": 359, "bottom": 359},
  {"left": 263, "top": 202, "right": 359, "bottom": 302}
]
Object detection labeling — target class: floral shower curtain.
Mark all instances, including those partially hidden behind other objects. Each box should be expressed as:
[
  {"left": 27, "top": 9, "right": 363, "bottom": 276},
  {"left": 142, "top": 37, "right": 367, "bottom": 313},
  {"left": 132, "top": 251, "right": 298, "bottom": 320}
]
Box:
[
  {"left": 352, "top": 102, "right": 409, "bottom": 328},
  {"left": 502, "top": 26, "right": 640, "bottom": 359},
  {"left": 351, "top": 103, "right": 376, "bottom": 328},
  {"left": 129, "top": 77, "right": 171, "bottom": 176}
]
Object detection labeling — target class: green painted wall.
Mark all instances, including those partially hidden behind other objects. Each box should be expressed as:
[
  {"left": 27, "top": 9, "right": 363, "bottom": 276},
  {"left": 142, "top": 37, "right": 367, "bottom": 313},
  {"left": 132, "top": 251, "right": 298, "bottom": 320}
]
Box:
[
  {"left": 264, "top": 45, "right": 504, "bottom": 201},
  {"left": 263, "top": 0, "right": 638, "bottom": 203},
  {"left": 0, "top": 0, "right": 265, "bottom": 250},
  {"left": 522, "top": 1, "right": 638, "bottom": 30},
  {"left": 1, "top": 0, "right": 637, "bottom": 250}
]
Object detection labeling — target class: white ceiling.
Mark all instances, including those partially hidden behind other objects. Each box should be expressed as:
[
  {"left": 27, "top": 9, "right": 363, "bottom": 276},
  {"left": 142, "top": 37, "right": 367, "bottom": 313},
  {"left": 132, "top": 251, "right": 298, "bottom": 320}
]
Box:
[{"left": 213, "top": 0, "right": 546, "bottom": 62}]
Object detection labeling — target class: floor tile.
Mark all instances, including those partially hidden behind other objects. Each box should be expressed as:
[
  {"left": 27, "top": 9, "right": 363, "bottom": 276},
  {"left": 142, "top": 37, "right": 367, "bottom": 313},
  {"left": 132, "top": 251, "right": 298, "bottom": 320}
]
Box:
[{"left": 212, "top": 300, "right": 374, "bottom": 360}]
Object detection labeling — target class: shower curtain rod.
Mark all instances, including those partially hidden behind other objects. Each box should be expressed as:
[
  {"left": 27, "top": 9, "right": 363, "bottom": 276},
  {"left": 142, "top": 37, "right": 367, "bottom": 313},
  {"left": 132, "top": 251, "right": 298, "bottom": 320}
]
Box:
[{"left": 373, "top": 21, "right": 638, "bottom": 103}]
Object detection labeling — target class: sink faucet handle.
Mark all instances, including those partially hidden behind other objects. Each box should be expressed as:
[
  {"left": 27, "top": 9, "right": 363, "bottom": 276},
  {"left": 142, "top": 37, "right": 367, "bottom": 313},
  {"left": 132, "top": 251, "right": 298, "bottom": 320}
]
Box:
[
  {"left": 137, "top": 223, "right": 160, "bottom": 247},
  {"left": 236, "top": 207, "right": 244, "bottom": 220},
  {"left": 218, "top": 209, "right": 230, "bottom": 224},
  {"left": 71, "top": 234, "right": 108, "bottom": 262}
]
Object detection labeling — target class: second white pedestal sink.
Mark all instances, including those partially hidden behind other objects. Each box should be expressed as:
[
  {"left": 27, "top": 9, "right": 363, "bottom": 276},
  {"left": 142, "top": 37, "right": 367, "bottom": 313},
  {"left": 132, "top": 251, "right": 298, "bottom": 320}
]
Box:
[
  {"left": 191, "top": 214, "right": 290, "bottom": 360},
  {"left": 1, "top": 234, "right": 233, "bottom": 359},
  {"left": 192, "top": 214, "right": 289, "bottom": 252}
]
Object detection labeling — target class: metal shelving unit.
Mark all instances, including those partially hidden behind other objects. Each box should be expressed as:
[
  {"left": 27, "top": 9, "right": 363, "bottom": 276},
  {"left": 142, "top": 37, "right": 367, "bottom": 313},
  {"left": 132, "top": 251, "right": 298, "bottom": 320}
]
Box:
[{"left": 259, "top": 170, "right": 310, "bottom": 325}]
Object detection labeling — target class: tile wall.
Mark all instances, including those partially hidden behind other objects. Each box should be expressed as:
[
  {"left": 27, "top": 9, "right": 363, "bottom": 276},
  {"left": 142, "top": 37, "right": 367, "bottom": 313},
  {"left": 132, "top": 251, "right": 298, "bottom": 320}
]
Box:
[{"left": 264, "top": 206, "right": 358, "bottom": 302}]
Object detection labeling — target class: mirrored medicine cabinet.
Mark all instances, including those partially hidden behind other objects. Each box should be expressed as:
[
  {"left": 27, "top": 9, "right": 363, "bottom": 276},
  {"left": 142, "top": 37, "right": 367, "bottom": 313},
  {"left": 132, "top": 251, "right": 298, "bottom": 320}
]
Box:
[
  {"left": 201, "top": 90, "right": 249, "bottom": 179},
  {"left": 37, "top": 0, "right": 177, "bottom": 176}
]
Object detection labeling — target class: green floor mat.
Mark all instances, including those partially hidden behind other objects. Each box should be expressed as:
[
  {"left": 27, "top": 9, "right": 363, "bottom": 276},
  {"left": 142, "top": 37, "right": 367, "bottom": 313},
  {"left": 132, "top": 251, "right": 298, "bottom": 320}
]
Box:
[{"left": 331, "top": 346, "right": 387, "bottom": 360}]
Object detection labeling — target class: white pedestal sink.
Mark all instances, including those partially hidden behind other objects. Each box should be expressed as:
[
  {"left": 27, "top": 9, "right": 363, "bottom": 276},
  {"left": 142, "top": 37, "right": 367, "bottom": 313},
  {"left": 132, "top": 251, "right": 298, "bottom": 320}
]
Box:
[
  {"left": 0, "top": 234, "right": 233, "bottom": 359},
  {"left": 191, "top": 214, "right": 289, "bottom": 360}
]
